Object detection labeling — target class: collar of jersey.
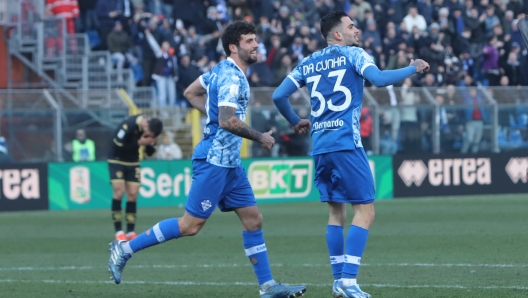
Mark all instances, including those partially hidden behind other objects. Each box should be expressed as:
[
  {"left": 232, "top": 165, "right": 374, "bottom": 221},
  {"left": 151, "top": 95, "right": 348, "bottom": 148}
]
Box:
[{"left": 226, "top": 57, "right": 245, "bottom": 75}]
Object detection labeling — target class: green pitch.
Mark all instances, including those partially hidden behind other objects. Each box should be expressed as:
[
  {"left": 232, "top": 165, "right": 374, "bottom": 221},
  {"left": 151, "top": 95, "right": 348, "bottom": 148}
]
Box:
[{"left": 1, "top": 194, "right": 528, "bottom": 297}]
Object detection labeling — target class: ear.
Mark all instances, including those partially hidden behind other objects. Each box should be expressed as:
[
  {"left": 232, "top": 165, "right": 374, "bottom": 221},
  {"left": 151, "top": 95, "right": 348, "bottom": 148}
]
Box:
[
  {"left": 333, "top": 30, "right": 342, "bottom": 41},
  {"left": 229, "top": 44, "right": 238, "bottom": 54}
]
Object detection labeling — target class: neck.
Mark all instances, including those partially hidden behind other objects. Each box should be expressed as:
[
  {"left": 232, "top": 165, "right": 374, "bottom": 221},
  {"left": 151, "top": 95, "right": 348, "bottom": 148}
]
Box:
[
  {"left": 327, "top": 39, "right": 344, "bottom": 47},
  {"left": 229, "top": 55, "right": 249, "bottom": 72}
]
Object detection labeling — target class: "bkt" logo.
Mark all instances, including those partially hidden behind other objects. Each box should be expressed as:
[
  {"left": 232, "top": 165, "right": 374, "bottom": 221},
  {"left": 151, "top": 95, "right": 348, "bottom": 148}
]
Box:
[{"left": 248, "top": 160, "right": 313, "bottom": 199}]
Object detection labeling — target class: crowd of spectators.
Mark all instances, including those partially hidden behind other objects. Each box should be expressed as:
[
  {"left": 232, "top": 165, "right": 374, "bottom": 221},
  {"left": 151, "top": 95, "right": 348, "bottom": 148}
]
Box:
[{"left": 71, "top": 0, "right": 528, "bottom": 104}]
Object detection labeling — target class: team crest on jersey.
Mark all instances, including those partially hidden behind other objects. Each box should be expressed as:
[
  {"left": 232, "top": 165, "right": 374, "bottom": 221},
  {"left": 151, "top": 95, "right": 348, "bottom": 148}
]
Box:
[
  {"left": 201, "top": 199, "right": 212, "bottom": 211},
  {"left": 229, "top": 84, "right": 239, "bottom": 98}
]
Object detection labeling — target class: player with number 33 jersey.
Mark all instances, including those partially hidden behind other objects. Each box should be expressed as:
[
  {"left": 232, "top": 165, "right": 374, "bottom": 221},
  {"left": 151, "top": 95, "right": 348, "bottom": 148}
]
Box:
[{"left": 272, "top": 11, "right": 430, "bottom": 298}]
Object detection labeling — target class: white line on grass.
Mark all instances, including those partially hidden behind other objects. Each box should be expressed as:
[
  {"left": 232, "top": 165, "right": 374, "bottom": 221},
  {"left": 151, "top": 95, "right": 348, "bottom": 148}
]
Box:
[
  {"left": 1, "top": 263, "right": 527, "bottom": 272},
  {"left": 0, "top": 279, "right": 527, "bottom": 291}
]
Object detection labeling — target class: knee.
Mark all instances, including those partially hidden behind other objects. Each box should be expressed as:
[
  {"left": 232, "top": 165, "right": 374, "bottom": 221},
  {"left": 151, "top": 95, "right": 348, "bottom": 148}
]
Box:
[
  {"left": 244, "top": 212, "right": 263, "bottom": 232},
  {"left": 366, "top": 208, "right": 376, "bottom": 225},
  {"left": 113, "top": 189, "right": 125, "bottom": 199},
  {"left": 126, "top": 191, "right": 138, "bottom": 201},
  {"left": 179, "top": 220, "right": 204, "bottom": 236}
]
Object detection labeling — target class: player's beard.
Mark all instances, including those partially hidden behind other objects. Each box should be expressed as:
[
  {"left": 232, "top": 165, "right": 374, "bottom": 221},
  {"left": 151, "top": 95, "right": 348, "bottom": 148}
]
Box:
[{"left": 239, "top": 48, "right": 257, "bottom": 65}]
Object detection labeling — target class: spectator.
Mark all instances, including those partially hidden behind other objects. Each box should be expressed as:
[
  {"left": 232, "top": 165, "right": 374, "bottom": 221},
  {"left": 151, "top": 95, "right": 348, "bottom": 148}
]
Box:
[
  {"left": 77, "top": 0, "right": 99, "bottom": 33},
  {"left": 289, "top": 35, "right": 307, "bottom": 62},
  {"left": 72, "top": 129, "right": 96, "bottom": 162},
  {"left": 503, "top": 10, "right": 514, "bottom": 33},
  {"left": 503, "top": 51, "right": 523, "bottom": 86},
  {"left": 464, "top": 7, "right": 484, "bottom": 44},
  {"left": 277, "top": 6, "right": 291, "bottom": 29},
  {"left": 399, "top": 78, "right": 422, "bottom": 153},
  {"left": 482, "top": 36, "right": 501, "bottom": 86},
  {"left": 0, "top": 137, "right": 12, "bottom": 163},
  {"left": 417, "top": 0, "right": 434, "bottom": 25},
  {"left": 362, "top": 19, "right": 382, "bottom": 49},
  {"left": 507, "top": 0, "right": 523, "bottom": 17},
  {"left": 139, "top": 19, "right": 162, "bottom": 86},
  {"left": 201, "top": 6, "right": 223, "bottom": 61},
  {"left": 403, "top": 6, "right": 427, "bottom": 33},
  {"left": 248, "top": 52, "right": 274, "bottom": 87},
  {"left": 450, "top": 7, "right": 466, "bottom": 36},
  {"left": 461, "top": 88, "right": 487, "bottom": 153},
  {"left": 168, "top": 27, "right": 190, "bottom": 58},
  {"left": 96, "top": 0, "right": 119, "bottom": 50},
  {"left": 145, "top": 28, "right": 178, "bottom": 108},
  {"left": 176, "top": 54, "right": 202, "bottom": 107},
  {"left": 156, "top": 132, "right": 182, "bottom": 160},
  {"left": 43, "top": 140, "right": 58, "bottom": 162},
  {"left": 273, "top": 54, "right": 294, "bottom": 86},
  {"left": 45, "top": 0, "right": 79, "bottom": 57},
  {"left": 107, "top": 21, "right": 133, "bottom": 82},
  {"left": 360, "top": 106, "right": 373, "bottom": 155},
  {"left": 483, "top": 5, "right": 500, "bottom": 39}
]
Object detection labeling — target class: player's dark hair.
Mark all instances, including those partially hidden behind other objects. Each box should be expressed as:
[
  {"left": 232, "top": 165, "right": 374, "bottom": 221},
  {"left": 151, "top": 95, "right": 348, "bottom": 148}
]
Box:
[
  {"left": 320, "top": 11, "right": 348, "bottom": 40},
  {"left": 148, "top": 118, "right": 163, "bottom": 137},
  {"left": 222, "top": 21, "right": 256, "bottom": 56}
]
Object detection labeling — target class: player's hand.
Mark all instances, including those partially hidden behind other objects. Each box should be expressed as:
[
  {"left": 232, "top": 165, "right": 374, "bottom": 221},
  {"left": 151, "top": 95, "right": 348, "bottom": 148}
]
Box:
[
  {"left": 293, "top": 119, "right": 311, "bottom": 134},
  {"left": 138, "top": 134, "right": 155, "bottom": 146},
  {"left": 259, "top": 130, "right": 275, "bottom": 152},
  {"left": 410, "top": 59, "right": 430, "bottom": 74}
]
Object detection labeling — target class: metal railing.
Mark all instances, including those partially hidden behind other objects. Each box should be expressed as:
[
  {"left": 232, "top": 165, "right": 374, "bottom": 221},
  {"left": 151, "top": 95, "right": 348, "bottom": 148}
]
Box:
[{"left": 245, "top": 86, "right": 528, "bottom": 157}]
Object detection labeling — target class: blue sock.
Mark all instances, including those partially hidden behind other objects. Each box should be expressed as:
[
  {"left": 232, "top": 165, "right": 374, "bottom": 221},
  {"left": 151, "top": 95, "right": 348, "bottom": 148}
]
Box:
[
  {"left": 342, "top": 225, "right": 369, "bottom": 279},
  {"left": 326, "top": 225, "right": 344, "bottom": 280},
  {"left": 242, "top": 230, "right": 274, "bottom": 285},
  {"left": 128, "top": 218, "right": 181, "bottom": 253}
]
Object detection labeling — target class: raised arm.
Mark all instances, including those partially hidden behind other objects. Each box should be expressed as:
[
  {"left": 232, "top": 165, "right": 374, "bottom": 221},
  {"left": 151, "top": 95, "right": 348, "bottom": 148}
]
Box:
[{"left": 144, "top": 29, "right": 162, "bottom": 58}]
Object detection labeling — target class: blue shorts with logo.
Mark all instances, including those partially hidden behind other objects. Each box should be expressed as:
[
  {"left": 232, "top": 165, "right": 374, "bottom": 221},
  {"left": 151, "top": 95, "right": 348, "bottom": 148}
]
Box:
[
  {"left": 313, "top": 149, "right": 375, "bottom": 204},
  {"left": 185, "top": 159, "right": 256, "bottom": 219}
]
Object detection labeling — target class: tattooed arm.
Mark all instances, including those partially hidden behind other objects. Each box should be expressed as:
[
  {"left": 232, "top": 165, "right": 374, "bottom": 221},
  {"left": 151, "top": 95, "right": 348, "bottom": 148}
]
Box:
[
  {"left": 218, "top": 106, "right": 275, "bottom": 151},
  {"left": 218, "top": 106, "right": 262, "bottom": 141}
]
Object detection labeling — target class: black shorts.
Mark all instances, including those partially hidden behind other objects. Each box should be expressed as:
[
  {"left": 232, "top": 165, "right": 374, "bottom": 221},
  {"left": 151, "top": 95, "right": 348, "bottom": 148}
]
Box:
[{"left": 108, "top": 160, "right": 140, "bottom": 184}]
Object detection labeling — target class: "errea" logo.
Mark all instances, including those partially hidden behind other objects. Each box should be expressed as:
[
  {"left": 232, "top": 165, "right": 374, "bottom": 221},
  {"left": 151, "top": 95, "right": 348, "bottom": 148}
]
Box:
[{"left": 248, "top": 160, "right": 313, "bottom": 199}]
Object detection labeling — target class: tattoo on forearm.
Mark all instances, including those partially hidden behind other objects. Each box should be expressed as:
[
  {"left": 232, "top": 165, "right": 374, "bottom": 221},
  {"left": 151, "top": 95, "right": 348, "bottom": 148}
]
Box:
[{"left": 219, "top": 106, "right": 262, "bottom": 141}]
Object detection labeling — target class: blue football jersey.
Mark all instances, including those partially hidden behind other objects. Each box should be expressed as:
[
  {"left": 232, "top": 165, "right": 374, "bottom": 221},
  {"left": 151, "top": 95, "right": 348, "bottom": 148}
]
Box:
[
  {"left": 288, "top": 45, "right": 375, "bottom": 155},
  {"left": 193, "top": 58, "right": 250, "bottom": 168}
]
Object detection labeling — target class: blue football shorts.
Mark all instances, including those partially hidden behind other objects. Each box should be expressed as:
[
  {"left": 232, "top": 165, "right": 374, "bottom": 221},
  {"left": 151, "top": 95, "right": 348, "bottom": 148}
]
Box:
[
  {"left": 185, "top": 159, "right": 256, "bottom": 219},
  {"left": 313, "top": 149, "right": 375, "bottom": 204}
]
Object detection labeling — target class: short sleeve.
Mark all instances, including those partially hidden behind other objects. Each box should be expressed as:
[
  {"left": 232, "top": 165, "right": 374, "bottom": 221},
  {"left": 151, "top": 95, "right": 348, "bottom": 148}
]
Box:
[
  {"left": 199, "top": 70, "right": 212, "bottom": 89},
  {"left": 217, "top": 70, "right": 241, "bottom": 109},
  {"left": 286, "top": 62, "right": 306, "bottom": 89},
  {"left": 346, "top": 47, "right": 376, "bottom": 77}
]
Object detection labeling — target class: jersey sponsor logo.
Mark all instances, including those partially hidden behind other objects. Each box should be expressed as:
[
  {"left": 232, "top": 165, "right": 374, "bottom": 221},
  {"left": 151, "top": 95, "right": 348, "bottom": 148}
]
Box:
[
  {"left": 505, "top": 157, "right": 528, "bottom": 183},
  {"left": 312, "top": 118, "right": 344, "bottom": 132},
  {"left": 398, "top": 158, "right": 491, "bottom": 187},
  {"left": 201, "top": 199, "right": 212, "bottom": 211},
  {"left": 248, "top": 160, "right": 313, "bottom": 199}
]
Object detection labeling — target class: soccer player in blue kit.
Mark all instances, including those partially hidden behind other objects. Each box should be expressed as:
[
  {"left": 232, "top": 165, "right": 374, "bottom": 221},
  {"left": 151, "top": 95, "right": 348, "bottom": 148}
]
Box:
[
  {"left": 108, "top": 21, "right": 307, "bottom": 298},
  {"left": 272, "top": 11, "right": 430, "bottom": 298}
]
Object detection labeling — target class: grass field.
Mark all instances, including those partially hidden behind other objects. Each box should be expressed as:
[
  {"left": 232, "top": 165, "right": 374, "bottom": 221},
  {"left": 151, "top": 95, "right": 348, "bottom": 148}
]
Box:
[{"left": 1, "top": 194, "right": 528, "bottom": 297}]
